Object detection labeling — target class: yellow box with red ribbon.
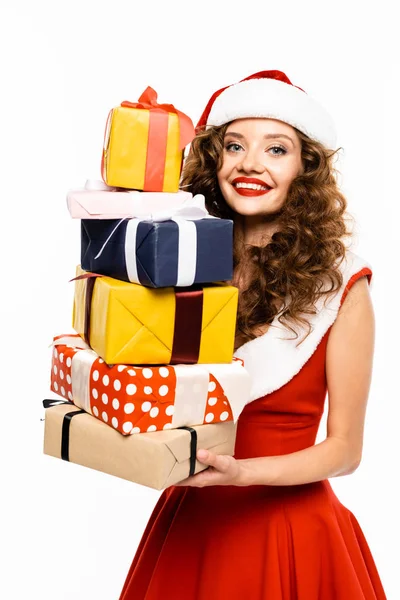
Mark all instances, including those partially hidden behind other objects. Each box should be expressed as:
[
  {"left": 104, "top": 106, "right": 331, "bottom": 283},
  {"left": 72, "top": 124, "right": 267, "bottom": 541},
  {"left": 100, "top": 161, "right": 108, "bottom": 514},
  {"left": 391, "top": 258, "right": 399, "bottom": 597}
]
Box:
[
  {"left": 101, "top": 86, "right": 195, "bottom": 192},
  {"left": 72, "top": 267, "right": 238, "bottom": 365}
]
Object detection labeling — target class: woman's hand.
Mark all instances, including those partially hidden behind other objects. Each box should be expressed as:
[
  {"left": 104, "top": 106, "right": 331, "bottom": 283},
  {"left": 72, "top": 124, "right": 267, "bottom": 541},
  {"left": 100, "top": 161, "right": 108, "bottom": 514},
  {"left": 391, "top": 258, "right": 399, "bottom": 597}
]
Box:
[{"left": 175, "top": 449, "right": 245, "bottom": 487}]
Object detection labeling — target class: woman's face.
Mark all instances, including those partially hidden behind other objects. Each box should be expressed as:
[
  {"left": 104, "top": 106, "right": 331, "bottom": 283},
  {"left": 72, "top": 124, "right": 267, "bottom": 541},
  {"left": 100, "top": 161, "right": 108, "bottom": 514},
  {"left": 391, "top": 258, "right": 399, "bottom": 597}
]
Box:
[{"left": 217, "top": 118, "right": 303, "bottom": 217}]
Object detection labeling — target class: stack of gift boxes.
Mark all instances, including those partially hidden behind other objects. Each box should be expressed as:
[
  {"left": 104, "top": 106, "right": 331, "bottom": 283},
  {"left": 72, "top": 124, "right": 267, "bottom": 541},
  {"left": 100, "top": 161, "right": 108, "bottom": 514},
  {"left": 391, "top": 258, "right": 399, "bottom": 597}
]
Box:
[{"left": 43, "top": 86, "right": 251, "bottom": 490}]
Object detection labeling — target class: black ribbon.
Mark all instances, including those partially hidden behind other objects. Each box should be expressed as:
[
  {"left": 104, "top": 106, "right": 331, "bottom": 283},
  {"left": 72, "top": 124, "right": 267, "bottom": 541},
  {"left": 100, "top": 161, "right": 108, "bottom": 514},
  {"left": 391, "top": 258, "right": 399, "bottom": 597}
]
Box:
[
  {"left": 43, "top": 399, "right": 85, "bottom": 461},
  {"left": 178, "top": 426, "right": 198, "bottom": 477}
]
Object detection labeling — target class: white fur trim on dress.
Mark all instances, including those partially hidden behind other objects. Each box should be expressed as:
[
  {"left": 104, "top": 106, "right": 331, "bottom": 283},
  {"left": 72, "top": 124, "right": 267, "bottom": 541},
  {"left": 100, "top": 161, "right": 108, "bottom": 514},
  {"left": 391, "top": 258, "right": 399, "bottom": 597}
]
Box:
[
  {"left": 207, "top": 78, "right": 337, "bottom": 149},
  {"left": 234, "top": 251, "right": 372, "bottom": 403}
]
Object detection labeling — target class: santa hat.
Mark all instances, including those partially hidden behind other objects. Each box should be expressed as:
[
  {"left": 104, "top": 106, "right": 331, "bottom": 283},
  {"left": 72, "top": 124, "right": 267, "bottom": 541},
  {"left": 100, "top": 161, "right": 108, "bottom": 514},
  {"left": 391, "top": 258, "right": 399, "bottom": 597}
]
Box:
[{"left": 196, "top": 70, "right": 337, "bottom": 149}]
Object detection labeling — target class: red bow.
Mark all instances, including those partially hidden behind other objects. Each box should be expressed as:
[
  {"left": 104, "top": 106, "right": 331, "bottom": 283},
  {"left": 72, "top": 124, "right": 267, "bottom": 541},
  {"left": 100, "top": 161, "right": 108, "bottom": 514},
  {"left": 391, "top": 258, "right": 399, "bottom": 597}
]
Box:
[{"left": 121, "top": 86, "right": 195, "bottom": 150}]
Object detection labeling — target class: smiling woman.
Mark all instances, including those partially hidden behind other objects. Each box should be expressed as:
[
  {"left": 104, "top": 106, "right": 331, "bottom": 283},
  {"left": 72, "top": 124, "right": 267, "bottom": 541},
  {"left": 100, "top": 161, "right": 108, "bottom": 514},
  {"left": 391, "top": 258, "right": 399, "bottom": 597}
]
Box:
[{"left": 119, "top": 70, "right": 387, "bottom": 600}]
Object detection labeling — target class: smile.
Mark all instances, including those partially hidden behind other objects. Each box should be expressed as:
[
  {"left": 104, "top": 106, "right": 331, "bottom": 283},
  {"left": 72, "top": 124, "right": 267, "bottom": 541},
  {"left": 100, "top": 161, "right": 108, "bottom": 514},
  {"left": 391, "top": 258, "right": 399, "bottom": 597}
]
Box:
[{"left": 231, "top": 177, "right": 272, "bottom": 197}]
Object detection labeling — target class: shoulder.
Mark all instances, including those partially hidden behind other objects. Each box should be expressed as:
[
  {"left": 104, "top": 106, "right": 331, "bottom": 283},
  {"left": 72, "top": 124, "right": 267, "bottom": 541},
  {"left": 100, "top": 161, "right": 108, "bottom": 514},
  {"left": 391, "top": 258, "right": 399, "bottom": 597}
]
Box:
[{"left": 336, "top": 249, "right": 373, "bottom": 305}]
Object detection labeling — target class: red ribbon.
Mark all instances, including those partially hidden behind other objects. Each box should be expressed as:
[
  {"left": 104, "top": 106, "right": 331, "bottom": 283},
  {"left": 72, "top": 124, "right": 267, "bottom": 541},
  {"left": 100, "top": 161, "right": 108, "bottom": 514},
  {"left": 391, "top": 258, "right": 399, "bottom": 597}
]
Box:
[
  {"left": 171, "top": 287, "right": 204, "bottom": 365},
  {"left": 70, "top": 273, "right": 103, "bottom": 346},
  {"left": 121, "top": 86, "right": 195, "bottom": 150}
]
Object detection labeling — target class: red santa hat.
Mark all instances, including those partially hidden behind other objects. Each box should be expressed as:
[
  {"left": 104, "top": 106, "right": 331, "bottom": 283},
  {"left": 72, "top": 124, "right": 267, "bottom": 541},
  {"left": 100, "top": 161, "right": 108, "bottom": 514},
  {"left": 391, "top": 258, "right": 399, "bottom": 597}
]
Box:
[{"left": 196, "top": 70, "right": 337, "bottom": 149}]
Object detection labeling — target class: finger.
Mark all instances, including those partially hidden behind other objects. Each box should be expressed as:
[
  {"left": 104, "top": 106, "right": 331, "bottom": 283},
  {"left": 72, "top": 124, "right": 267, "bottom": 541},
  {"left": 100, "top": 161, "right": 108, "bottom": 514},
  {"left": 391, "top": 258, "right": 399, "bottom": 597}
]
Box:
[{"left": 197, "top": 449, "right": 232, "bottom": 473}]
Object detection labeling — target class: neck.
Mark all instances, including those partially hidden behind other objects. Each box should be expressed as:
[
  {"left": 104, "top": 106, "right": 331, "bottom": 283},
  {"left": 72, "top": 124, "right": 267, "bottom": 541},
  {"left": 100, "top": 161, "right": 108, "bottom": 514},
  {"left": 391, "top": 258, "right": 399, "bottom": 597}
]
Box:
[{"left": 235, "top": 214, "right": 281, "bottom": 246}]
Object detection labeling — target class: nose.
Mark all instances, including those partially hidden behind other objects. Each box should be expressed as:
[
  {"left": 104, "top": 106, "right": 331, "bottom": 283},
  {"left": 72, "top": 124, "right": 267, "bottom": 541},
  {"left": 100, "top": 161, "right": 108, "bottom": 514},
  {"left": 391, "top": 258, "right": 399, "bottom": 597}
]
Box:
[{"left": 236, "top": 149, "right": 265, "bottom": 174}]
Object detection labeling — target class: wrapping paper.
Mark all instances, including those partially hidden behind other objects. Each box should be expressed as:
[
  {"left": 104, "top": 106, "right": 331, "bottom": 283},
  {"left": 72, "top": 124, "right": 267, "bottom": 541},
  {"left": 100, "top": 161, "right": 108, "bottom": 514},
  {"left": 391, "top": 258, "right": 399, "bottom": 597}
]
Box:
[
  {"left": 43, "top": 402, "right": 237, "bottom": 490},
  {"left": 72, "top": 267, "right": 238, "bottom": 365},
  {"left": 81, "top": 215, "right": 233, "bottom": 287},
  {"left": 50, "top": 335, "right": 250, "bottom": 435},
  {"left": 67, "top": 187, "right": 192, "bottom": 219},
  {"left": 102, "top": 87, "right": 195, "bottom": 192}
]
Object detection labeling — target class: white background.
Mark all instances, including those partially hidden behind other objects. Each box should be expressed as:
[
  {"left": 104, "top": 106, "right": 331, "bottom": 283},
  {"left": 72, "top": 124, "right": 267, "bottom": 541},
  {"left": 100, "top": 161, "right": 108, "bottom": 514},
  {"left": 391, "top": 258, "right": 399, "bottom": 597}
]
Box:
[{"left": 1, "top": 1, "right": 398, "bottom": 598}]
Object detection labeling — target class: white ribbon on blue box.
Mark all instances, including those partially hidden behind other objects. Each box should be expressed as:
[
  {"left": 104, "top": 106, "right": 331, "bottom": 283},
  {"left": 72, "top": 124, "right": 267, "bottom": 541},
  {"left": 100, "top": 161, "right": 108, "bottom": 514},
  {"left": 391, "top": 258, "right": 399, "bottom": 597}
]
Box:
[{"left": 80, "top": 194, "right": 233, "bottom": 288}]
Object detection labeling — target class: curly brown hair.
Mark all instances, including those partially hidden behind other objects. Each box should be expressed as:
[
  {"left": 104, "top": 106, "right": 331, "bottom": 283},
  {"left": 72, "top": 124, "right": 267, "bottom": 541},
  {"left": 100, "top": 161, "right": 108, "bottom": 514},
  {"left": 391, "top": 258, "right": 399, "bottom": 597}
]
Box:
[{"left": 181, "top": 123, "right": 353, "bottom": 347}]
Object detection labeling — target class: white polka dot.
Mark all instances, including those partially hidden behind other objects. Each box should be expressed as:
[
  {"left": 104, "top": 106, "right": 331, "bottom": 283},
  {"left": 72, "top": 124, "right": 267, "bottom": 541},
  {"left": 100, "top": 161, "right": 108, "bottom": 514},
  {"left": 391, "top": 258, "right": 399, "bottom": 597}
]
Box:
[
  {"left": 67, "top": 391, "right": 73, "bottom": 400},
  {"left": 205, "top": 412, "right": 214, "bottom": 423},
  {"left": 92, "top": 388, "right": 98, "bottom": 399},
  {"left": 142, "top": 368, "right": 153, "bottom": 379},
  {"left": 117, "top": 365, "right": 126, "bottom": 372},
  {"left": 112, "top": 398, "right": 120, "bottom": 410},
  {"left": 61, "top": 386, "right": 66, "bottom": 396},
  {"left": 223, "top": 400, "right": 228, "bottom": 405},
  {"left": 150, "top": 407, "right": 159, "bottom": 418},
  {"left": 113, "top": 379, "right": 121, "bottom": 391},
  {"left": 93, "top": 406, "right": 99, "bottom": 416},
  {"left": 220, "top": 411, "right": 229, "bottom": 421},
  {"left": 54, "top": 348, "right": 58, "bottom": 359},
  {"left": 127, "top": 369, "right": 136, "bottom": 376},
  {"left": 208, "top": 397, "right": 217, "bottom": 406},
  {"left": 165, "top": 405, "right": 174, "bottom": 416},
  {"left": 126, "top": 383, "right": 137, "bottom": 396},
  {"left": 159, "top": 367, "right": 169, "bottom": 378},
  {"left": 102, "top": 411, "right": 108, "bottom": 422},
  {"left": 102, "top": 374, "right": 109, "bottom": 386},
  {"left": 59, "top": 353, "right": 64, "bottom": 363},
  {"left": 66, "top": 357, "right": 72, "bottom": 367},
  {"left": 99, "top": 359, "right": 104, "bottom": 363},
  {"left": 144, "top": 386, "right": 153, "bottom": 395},
  {"left": 53, "top": 365, "right": 57, "bottom": 375},
  {"left": 147, "top": 425, "right": 157, "bottom": 432},
  {"left": 163, "top": 423, "right": 173, "bottom": 430},
  {"left": 60, "top": 370, "right": 64, "bottom": 380},
  {"left": 159, "top": 385, "right": 168, "bottom": 397},
  {"left": 92, "top": 370, "right": 99, "bottom": 381},
  {"left": 53, "top": 381, "right": 58, "bottom": 391},
  {"left": 124, "top": 403, "right": 135, "bottom": 414},
  {"left": 102, "top": 393, "right": 108, "bottom": 404},
  {"left": 141, "top": 401, "right": 152, "bottom": 412},
  {"left": 208, "top": 381, "right": 216, "bottom": 392},
  {"left": 122, "top": 421, "right": 133, "bottom": 433},
  {"left": 112, "top": 417, "right": 118, "bottom": 429},
  {"left": 193, "top": 383, "right": 202, "bottom": 394},
  {"left": 130, "top": 427, "right": 141, "bottom": 434},
  {"left": 66, "top": 374, "right": 71, "bottom": 385}
]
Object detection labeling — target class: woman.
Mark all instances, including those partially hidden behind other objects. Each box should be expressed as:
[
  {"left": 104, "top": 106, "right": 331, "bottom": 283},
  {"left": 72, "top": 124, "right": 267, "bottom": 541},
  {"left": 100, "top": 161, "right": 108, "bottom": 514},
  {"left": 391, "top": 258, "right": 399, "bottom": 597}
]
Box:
[{"left": 119, "top": 70, "right": 386, "bottom": 599}]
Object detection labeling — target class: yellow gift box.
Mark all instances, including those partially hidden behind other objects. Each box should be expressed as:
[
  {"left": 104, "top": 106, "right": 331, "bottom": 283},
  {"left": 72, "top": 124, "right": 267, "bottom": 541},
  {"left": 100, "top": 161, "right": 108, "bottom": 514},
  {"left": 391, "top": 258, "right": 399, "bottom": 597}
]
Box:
[
  {"left": 101, "top": 86, "right": 195, "bottom": 192},
  {"left": 73, "top": 268, "right": 238, "bottom": 365}
]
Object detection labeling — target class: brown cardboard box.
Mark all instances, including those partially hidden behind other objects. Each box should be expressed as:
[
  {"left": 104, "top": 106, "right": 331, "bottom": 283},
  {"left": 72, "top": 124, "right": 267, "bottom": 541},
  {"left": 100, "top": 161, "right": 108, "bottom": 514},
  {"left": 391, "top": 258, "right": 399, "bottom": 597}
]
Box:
[{"left": 43, "top": 403, "right": 237, "bottom": 490}]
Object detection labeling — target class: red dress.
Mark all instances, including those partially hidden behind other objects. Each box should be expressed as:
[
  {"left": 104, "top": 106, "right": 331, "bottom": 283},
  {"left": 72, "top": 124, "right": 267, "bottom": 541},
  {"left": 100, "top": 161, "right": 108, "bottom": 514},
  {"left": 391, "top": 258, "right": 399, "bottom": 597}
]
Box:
[{"left": 119, "top": 252, "right": 386, "bottom": 599}]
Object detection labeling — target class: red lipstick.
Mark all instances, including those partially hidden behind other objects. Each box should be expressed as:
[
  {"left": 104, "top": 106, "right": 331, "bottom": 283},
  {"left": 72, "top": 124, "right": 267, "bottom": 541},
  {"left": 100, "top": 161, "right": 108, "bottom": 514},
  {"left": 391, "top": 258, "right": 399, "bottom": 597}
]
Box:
[{"left": 231, "top": 177, "right": 272, "bottom": 197}]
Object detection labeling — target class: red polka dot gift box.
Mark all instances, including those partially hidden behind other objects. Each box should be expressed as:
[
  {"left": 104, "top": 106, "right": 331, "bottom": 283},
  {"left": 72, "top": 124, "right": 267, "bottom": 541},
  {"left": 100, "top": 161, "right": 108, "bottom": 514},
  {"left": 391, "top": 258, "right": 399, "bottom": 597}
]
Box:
[{"left": 50, "top": 335, "right": 251, "bottom": 436}]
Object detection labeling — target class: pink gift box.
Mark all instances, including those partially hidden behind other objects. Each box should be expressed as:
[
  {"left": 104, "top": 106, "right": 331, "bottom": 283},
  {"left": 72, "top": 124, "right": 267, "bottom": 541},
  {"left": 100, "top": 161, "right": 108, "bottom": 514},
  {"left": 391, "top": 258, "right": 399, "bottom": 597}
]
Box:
[{"left": 67, "top": 181, "right": 192, "bottom": 219}]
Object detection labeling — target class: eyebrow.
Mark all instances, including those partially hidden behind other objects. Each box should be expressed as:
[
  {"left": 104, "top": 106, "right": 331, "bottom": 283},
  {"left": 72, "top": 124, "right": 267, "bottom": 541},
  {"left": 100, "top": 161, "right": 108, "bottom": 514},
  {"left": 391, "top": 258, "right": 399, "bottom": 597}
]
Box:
[{"left": 224, "top": 132, "right": 295, "bottom": 145}]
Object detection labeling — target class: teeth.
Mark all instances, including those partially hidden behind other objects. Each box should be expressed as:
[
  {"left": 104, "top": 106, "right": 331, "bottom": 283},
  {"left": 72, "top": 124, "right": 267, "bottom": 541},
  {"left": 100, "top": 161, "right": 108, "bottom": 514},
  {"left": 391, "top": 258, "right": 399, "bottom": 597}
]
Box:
[{"left": 234, "top": 182, "right": 269, "bottom": 191}]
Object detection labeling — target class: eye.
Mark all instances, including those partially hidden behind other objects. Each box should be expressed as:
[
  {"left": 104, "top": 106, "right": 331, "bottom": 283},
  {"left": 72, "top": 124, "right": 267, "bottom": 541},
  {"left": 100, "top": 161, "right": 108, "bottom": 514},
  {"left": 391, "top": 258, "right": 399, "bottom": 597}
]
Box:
[
  {"left": 268, "top": 145, "right": 287, "bottom": 156},
  {"left": 225, "top": 142, "right": 244, "bottom": 153}
]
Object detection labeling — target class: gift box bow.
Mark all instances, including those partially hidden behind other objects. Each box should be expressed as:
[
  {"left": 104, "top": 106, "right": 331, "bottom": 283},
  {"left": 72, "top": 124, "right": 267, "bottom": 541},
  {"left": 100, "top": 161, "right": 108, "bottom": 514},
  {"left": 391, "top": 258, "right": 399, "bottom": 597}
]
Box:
[{"left": 121, "top": 86, "right": 195, "bottom": 150}]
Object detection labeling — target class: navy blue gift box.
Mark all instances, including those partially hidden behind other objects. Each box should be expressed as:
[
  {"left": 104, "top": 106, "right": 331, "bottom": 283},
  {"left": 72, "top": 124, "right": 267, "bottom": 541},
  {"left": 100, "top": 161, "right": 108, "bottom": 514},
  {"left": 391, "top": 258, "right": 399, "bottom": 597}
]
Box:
[{"left": 81, "top": 217, "right": 233, "bottom": 288}]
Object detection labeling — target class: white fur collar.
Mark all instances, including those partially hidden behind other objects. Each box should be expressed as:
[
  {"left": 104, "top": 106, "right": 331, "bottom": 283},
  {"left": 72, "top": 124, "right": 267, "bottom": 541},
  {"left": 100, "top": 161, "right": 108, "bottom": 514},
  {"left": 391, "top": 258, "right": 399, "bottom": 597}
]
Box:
[{"left": 234, "top": 250, "right": 372, "bottom": 402}]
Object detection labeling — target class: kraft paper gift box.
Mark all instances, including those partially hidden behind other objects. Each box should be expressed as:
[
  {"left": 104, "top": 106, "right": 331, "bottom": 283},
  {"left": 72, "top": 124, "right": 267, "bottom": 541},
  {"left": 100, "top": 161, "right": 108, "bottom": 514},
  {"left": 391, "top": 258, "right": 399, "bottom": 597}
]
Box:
[
  {"left": 72, "top": 267, "right": 238, "bottom": 365},
  {"left": 43, "top": 401, "right": 237, "bottom": 490},
  {"left": 80, "top": 195, "right": 233, "bottom": 287},
  {"left": 101, "top": 86, "right": 195, "bottom": 192},
  {"left": 67, "top": 180, "right": 192, "bottom": 219},
  {"left": 50, "top": 335, "right": 250, "bottom": 435}
]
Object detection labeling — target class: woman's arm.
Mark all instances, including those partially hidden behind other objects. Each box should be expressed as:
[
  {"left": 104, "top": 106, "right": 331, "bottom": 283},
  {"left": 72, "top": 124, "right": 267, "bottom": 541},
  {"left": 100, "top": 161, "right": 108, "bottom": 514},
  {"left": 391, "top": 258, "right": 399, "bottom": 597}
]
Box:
[{"left": 176, "top": 275, "right": 375, "bottom": 488}]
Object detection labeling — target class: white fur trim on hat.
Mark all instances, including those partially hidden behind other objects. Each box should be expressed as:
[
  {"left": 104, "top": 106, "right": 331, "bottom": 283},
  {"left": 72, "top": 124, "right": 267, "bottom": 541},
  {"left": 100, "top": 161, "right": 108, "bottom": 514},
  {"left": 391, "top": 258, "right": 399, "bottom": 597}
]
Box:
[
  {"left": 234, "top": 251, "right": 372, "bottom": 402},
  {"left": 207, "top": 78, "right": 337, "bottom": 149}
]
